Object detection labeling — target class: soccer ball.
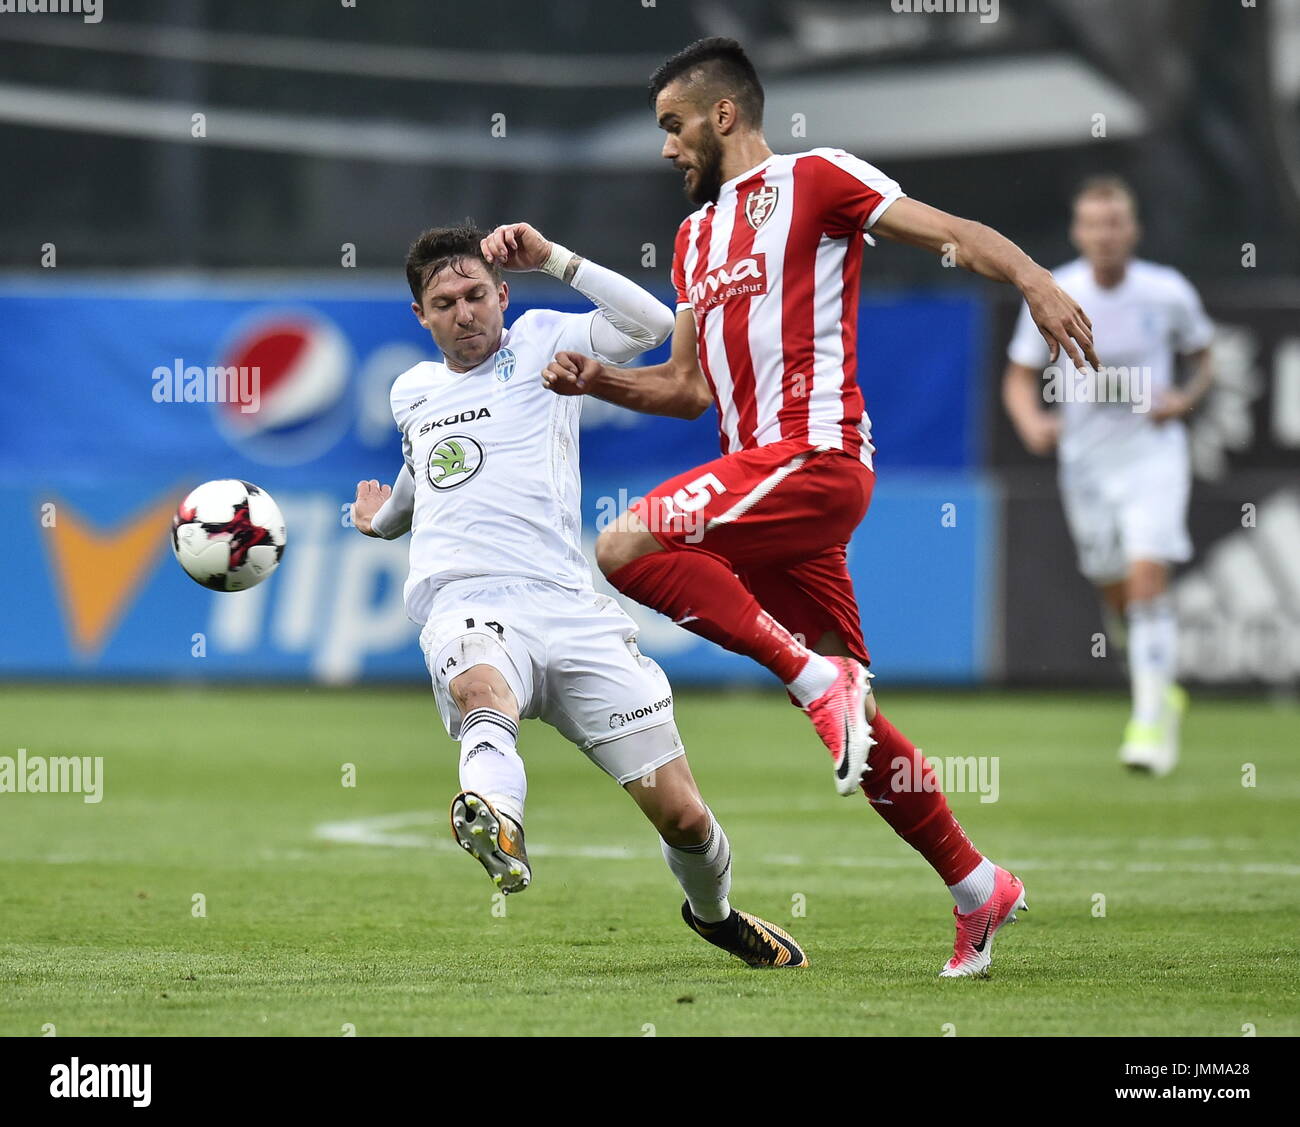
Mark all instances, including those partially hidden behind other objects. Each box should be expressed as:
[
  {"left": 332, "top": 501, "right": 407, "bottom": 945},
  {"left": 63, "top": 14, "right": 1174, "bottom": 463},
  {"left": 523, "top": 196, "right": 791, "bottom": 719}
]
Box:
[{"left": 171, "top": 479, "right": 287, "bottom": 591}]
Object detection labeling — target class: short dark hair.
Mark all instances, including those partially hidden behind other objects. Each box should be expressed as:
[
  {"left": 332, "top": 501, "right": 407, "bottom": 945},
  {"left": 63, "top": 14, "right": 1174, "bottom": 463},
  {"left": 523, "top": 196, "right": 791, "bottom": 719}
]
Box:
[
  {"left": 1072, "top": 175, "right": 1139, "bottom": 217},
  {"left": 648, "top": 37, "right": 764, "bottom": 127},
  {"left": 405, "top": 222, "right": 500, "bottom": 304}
]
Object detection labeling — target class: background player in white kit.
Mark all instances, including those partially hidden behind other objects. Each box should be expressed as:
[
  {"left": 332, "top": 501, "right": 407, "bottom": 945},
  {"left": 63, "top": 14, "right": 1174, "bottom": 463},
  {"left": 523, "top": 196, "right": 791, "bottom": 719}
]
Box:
[
  {"left": 350, "top": 222, "right": 808, "bottom": 968},
  {"left": 1003, "top": 176, "right": 1216, "bottom": 775}
]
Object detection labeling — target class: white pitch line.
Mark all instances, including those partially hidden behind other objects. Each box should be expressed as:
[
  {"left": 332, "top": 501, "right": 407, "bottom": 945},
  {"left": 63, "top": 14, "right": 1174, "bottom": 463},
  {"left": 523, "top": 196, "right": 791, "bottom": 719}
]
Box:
[{"left": 313, "top": 813, "right": 1300, "bottom": 877}]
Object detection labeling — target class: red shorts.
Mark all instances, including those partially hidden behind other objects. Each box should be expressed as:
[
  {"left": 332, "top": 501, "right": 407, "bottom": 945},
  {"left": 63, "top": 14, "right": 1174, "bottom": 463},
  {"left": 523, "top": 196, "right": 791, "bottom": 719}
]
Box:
[{"left": 628, "top": 438, "right": 875, "bottom": 664}]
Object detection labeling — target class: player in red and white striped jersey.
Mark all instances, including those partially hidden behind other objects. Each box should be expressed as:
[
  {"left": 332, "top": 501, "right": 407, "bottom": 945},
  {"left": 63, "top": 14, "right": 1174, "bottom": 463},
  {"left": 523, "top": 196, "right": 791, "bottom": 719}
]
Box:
[
  {"left": 543, "top": 39, "right": 1094, "bottom": 976},
  {"left": 668, "top": 145, "right": 897, "bottom": 463}
]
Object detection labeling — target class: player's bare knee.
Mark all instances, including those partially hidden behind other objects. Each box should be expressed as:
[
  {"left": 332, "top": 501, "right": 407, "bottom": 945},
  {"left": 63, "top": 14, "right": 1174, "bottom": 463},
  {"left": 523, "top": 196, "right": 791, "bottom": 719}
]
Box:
[
  {"left": 1127, "top": 565, "right": 1168, "bottom": 605},
  {"left": 450, "top": 665, "right": 512, "bottom": 716},
  {"left": 594, "top": 526, "right": 624, "bottom": 576},
  {"left": 451, "top": 677, "right": 500, "bottom": 713},
  {"left": 595, "top": 519, "right": 654, "bottom": 577},
  {"left": 657, "top": 796, "right": 711, "bottom": 848}
]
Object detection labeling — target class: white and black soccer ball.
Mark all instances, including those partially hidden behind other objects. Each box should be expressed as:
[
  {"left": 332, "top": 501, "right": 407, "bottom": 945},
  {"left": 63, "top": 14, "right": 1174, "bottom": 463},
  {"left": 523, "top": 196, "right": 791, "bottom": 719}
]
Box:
[{"left": 171, "top": 479, "right": 287, "bottom": 592}]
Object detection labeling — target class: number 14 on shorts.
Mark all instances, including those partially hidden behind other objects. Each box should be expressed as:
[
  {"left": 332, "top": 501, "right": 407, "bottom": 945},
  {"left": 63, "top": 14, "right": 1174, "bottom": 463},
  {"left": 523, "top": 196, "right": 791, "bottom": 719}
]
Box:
[{"left": 437, "top": 618, "right": 506, "bottom": 678}]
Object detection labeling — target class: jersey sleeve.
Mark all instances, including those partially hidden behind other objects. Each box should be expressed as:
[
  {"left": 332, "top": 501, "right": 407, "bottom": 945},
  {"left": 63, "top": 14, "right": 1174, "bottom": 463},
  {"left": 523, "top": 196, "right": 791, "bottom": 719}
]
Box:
[
  {"left": 388, "top": 374, "right": 416, "bottom": 473},
  {"left": 1168, "top": 271, "right": 1215, "bottom": 353},
  {"left": 570, "top": 257, "right": 674, "bottom": 362},
  {"left": 670, "top": 219, "right": 693, "bottom": 312},
  {"left": 549, "top": 309, "right": 603, "bottom": 356},
  {"left": 370, "top": 463, "right": 415, "bottom": 540},
  {"left": 813, "top": 150, "right": 906, "bottom": 239},
  {"left": 504, "top": 306, "right": 600, "bottom": 365},
  {"left": 1007, "top": 299, "right": 1051, "bottom": 369}
]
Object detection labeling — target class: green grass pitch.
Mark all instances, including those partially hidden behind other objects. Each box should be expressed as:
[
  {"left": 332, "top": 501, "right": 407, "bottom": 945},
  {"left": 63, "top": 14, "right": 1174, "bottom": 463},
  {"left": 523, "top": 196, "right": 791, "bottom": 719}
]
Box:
[{"left": 1, "top": 684, "right": 1296, "bottom": 1037}]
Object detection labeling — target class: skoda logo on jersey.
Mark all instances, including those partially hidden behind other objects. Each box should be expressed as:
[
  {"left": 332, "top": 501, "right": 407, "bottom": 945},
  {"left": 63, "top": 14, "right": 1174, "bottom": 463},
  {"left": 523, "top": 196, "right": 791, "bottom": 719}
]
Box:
[
  {"left": 427, "top": 434, "right": 485, "bottom": 490},
  {"left": 744, "top": 185, "right": 779, "bottom": 230},
  {"left": 494, "top": 347, "right": 516, "bottom": 383}
]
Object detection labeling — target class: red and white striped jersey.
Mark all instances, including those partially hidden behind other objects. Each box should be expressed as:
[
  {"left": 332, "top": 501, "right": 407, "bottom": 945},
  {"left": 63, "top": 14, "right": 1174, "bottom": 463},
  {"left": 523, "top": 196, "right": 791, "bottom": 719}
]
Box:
[{"left": 671, "top": 147, "right": 905, "bottom": 465}]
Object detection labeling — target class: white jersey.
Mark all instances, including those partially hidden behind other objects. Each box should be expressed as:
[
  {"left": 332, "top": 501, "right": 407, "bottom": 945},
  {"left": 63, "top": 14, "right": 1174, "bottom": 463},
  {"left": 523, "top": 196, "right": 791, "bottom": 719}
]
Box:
[
  {"left": 390, "top": 308, "right": 599, "bottom": 625},
  {"left": 1007, "top": 258, "right": 1214, "bottom": 466}
]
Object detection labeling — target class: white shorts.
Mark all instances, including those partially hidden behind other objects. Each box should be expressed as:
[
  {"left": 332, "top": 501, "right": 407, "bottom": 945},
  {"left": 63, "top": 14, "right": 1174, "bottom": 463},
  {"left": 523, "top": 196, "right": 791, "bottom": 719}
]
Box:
[
  {"left": 1059, "top": 447, "right": 1192, "bottom": 584},
  {"left": 418, "top": 579, "right": 682, "bottom": 784}
]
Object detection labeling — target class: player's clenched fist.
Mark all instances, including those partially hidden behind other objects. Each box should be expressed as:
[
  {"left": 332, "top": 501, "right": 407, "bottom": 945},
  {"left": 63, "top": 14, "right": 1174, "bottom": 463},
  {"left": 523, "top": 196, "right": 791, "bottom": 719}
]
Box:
[
  {"left": 542, "top": 350, "right": 604, "bottom": 396},
  {"left": 352, "top": 479, "right": 391, "bottom": 537},
  {"left": 480, "top": 222, "right": 552, "bottom": 272}
]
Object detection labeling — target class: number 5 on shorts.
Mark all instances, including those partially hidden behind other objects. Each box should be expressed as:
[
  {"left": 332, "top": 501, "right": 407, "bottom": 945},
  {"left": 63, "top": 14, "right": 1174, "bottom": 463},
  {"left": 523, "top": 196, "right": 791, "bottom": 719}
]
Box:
[{"left": 672, "top": 472, "right": 725, "bottom": 514}]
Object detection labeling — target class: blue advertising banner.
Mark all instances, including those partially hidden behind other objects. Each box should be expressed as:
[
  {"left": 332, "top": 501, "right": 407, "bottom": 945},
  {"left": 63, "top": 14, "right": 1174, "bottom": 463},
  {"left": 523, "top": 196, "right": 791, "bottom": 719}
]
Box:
[
  {"left": 0, "top": 279, "right": 982, "bottom": 484},
  {"left": 0, "top": 279, "right": 991, "bottom": 684},
  {"left": 0, "top": 474, "right": 994, "bottom": 685}
]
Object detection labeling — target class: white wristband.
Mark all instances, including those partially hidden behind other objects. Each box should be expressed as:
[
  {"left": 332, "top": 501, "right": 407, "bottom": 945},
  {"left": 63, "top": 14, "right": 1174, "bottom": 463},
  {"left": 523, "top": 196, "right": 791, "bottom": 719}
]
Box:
[{"left": 539, "top": 240, "right": 577, "bottom": 281}]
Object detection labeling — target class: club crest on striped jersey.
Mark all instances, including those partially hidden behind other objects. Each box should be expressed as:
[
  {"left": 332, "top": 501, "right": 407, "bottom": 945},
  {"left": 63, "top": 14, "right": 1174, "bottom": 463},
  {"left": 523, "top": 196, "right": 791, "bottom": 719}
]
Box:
[{"left": 743, "top": 185, "right": 779, "bottom": 230}]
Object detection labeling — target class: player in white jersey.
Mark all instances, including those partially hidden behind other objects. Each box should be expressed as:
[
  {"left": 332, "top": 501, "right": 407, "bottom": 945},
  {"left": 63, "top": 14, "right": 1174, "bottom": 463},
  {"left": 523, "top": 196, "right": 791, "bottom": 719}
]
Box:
[
  {"left": 1004, "top": 176, "right": 1216, "bottom": 775},
  {"left": 350, "top": 222, "right": 808, "bottom": 968}
]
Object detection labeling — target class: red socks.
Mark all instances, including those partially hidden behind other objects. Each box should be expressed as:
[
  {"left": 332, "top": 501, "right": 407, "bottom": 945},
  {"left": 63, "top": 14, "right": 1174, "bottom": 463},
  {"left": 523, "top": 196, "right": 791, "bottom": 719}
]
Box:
[
  {"left": 862, "top": 710, "right": 983, "bottom": 884},
  {"left": 609, "top": 552, "right": 984, "bottom": 888},
  {"left": 608, "top": 552, "right": 811, "bottom": 683}
]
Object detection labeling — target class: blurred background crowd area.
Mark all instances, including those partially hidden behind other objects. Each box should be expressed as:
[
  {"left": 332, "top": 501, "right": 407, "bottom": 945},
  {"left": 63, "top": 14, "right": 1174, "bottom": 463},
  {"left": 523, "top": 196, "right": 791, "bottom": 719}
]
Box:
[{"left": 2, "top": 0, "right": 1298, "bottom": 280}]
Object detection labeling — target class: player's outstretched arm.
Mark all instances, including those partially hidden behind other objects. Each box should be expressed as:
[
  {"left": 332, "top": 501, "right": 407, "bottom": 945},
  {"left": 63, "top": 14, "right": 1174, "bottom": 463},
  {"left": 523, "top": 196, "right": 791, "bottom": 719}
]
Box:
[
  {"left": 353, "top": 465, "right": 414, "bottom": 539},
  {"left": 541, "top": 308, "right": 713, "bottom": 420},
  {"left": 480, "top": 222, "right": 673, "bottom": 363},
  {"left": 872, "top": 197, "right": 1101, "bottom": 371}
]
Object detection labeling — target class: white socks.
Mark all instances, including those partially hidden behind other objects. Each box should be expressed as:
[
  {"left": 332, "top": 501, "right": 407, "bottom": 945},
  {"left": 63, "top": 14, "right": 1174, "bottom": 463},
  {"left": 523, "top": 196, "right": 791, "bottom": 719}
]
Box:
[
  {"left": 1127, "top": 595, "right": 1178, "bottom": 726},
  {"left": 948, "top": 857, "right": 996, "bottom": 915},
  {"left": 786, "top": 653, "right": 838, "bottom": 707},
  {"left": 661, "top": 810, "right": 732, "bottom": 924},
  {"left": 458, "top": 708, "right": 526, "bottom": 827}
]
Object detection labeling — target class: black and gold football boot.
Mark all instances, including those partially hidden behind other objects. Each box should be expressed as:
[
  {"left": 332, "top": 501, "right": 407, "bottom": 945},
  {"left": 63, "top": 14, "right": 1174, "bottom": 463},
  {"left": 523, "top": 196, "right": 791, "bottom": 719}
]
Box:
[{"left": 681, "top": 902, "right": 809, "bottom": 968}]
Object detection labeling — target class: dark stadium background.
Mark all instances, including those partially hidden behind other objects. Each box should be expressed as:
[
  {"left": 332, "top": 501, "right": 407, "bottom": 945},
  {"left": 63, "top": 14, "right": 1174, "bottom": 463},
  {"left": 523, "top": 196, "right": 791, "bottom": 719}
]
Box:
[{"left": 1, "top": 0, "right": 1297, "bottom": 690}]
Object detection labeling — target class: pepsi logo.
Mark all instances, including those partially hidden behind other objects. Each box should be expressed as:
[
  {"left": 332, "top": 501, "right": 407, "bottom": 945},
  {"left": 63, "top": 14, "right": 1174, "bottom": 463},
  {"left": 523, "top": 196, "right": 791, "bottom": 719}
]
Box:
[{"left": 213, "top": 309, "right": 354, "bottom": 466}]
